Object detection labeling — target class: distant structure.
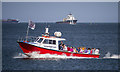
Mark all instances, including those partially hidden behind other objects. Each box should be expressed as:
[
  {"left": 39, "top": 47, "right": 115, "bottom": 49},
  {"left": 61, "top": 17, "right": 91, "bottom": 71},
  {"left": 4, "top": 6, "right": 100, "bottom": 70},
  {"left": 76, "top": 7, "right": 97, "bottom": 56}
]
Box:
[
  {"left": 2, "top": 19, "right": 19, "bottom": 23},
  {"left": 56, "top": 13, "right": 77, "bottom": 24}
]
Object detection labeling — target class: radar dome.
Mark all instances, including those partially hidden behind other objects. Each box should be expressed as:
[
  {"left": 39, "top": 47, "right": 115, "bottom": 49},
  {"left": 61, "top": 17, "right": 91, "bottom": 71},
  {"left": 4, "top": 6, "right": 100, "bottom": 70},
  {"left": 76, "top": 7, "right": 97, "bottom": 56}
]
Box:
[{"left": 54, "top": 31, "right": 62, "bottom": 37}]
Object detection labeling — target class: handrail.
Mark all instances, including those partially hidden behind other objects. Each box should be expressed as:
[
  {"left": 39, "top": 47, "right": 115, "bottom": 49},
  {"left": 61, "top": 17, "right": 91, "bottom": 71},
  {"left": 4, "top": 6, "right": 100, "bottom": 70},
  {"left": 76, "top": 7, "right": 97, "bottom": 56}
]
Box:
[{"left": 17, "top": 36, "right": 38, "bottom": 42}]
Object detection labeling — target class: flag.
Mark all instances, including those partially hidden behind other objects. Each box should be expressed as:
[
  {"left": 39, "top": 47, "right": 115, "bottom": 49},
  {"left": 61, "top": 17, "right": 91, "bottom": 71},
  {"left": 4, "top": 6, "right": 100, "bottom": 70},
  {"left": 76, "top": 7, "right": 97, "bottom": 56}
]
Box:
[{"left": 28, "top": 20, "right": 35, "bottom": 30}]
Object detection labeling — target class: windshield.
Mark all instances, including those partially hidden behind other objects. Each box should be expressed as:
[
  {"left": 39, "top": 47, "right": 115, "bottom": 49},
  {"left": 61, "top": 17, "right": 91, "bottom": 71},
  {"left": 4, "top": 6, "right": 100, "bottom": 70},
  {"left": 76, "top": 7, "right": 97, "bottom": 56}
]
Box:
[
  {"left": 35, "top": 38, "right": 43, "bottom": 43},
  {"left": 38, "top": 38, "right": 43, "bottom": 43}
]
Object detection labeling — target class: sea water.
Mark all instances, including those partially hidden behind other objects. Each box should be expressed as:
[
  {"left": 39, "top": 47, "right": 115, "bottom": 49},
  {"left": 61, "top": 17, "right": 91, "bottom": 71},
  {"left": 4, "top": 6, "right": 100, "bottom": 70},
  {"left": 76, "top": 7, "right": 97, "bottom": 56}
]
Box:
[{"left": 2, "top": 23, "right": 119, "bottom": 70}]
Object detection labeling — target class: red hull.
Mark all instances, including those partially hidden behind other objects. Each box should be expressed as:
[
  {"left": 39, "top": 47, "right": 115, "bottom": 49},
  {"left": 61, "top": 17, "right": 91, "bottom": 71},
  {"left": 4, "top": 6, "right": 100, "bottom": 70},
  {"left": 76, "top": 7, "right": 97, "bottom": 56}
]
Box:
[{"left": 17, "top": 42, "right": 100, "bottom": 58}]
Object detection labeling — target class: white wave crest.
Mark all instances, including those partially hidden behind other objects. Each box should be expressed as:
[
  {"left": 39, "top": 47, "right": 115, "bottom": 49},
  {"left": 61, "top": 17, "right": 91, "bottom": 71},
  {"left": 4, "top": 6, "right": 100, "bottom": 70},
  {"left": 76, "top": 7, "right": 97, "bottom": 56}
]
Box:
[
  {"left": 13, "top": 52, "right": 93, "bottom": 59},
  {"left": 103, "top": 52, "right": 120, "bottom": 59},
  {"left": 13, "top": 53, "right": 29, "bottom": 58},
  {"left": 14, "top": 52, "right": 120, "bottom": 60}
]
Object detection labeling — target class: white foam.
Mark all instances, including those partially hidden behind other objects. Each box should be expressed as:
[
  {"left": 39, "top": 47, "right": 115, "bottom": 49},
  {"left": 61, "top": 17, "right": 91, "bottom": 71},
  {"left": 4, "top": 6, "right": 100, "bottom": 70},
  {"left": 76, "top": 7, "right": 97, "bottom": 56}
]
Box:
[
  {"left": 13, "top": 53, "right": 29, "bottom": 58},
  {"left": 14, "top": 51, "right": 120, "bottom": 59},
  {"left": 13, "top": 52, "right": 93, "bottom": 59},
  {"left": 103, "top": 52, "right": 120, "bottom": 59}
]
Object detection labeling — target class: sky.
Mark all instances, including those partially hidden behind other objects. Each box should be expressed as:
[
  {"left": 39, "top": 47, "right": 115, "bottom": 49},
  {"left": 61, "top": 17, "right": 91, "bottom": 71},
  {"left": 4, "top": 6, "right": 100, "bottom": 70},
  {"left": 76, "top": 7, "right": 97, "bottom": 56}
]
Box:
[
  {"left": 2, "top": 0, "right": 120, "bottom": 2},
  {"left": 2, "top": 2, "right": 118, "bottom": 23}
]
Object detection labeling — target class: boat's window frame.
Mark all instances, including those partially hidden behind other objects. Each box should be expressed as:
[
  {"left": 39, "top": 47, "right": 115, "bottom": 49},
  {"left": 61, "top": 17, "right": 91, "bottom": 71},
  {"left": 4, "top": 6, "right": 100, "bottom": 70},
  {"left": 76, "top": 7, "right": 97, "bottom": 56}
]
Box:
[
  {"left": 43, "top": 39, "right": 49, "bottom": 44},
  {"left": 43, "top": 39, "right": 56, "bottom": 45},
  {"left": 49, "top": 40, "right": 52, "bottom": 44},
  {"left": 35, "top": 38, "right": 44, "bottom": 43},
  {"left": 34, "top": 37, "right": 40, "bottom": 42},
  {"left": 53, "top": 40, "right": 56, "bottom": 45}
]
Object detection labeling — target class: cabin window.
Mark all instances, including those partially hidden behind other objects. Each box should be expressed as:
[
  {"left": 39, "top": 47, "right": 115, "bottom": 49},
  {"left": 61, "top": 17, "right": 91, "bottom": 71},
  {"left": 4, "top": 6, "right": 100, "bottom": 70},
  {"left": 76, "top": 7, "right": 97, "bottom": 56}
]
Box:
[
  {"left": 53, "top": 40, "right": 56, "bottom": 44},
  {"left": 38, "top": 38, "right": 43, "bottom": 43},
  {"left": 35, "top": 38, "right": 39, "bottom": 42},
  {"left": 49, "top": 40, "right": 52, "bottom": 44},
  {"left": 43, "top": 39, "right": 49, "bottom": 44},
  {"left": 49, "top": 40, "right": 56, "bottom": 45},
  {"left": 43, "top": 39, "right": 56, "bottom": 45}
]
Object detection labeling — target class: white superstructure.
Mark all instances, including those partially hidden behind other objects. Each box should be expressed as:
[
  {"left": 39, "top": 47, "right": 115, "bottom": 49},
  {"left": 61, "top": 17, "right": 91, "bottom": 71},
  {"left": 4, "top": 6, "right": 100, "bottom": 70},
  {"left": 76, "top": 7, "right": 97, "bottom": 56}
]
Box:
[
  {"left": 28, "top": 28, "right": 66, "bottom": 51},
  {"left": 63, "top": 14, "right": 76, "bottom": 21}
]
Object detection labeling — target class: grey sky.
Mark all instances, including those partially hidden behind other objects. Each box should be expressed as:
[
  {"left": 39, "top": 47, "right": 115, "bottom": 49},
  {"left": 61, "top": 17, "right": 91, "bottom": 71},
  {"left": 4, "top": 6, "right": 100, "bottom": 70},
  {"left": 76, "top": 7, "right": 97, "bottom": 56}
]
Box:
[
  {"left": 2, "top": 0, "right": 120, "bottom": 2},
  {"left": 2, "top": 2, "right": 118, "bottom": 22}
]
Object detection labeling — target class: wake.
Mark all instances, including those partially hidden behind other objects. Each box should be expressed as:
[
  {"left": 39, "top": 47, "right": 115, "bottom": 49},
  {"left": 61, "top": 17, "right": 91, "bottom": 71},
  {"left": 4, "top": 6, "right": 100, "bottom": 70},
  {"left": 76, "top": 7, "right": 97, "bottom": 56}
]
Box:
[
  {"left": 13, "top": 52, "right": 93, "bottom": 59},
  {"left": 13, "top": 52, "right": 120, "bottom": 59},
  {"left": 103, "top": 52, "right": 120, "bottom": 59}
]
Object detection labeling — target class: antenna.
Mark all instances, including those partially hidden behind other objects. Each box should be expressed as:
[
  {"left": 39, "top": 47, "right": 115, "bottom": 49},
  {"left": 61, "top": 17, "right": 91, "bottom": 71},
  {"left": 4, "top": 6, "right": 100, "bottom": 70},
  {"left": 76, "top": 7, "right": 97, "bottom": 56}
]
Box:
[
  {"left": 45, "top": 28, "right": 49, "bottom": 34},
  {"left": 44, "top": 22, "right": 50, "bottom": 36},
  {"left": 26, "top": 20, "right": 30, "bottom": 41}
]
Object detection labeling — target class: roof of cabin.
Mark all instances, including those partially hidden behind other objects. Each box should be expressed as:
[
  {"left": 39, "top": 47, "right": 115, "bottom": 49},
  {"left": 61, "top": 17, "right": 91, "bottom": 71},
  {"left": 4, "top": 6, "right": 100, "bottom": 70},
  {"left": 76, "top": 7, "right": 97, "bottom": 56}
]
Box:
[{"left": 38, "top": 36, "right": 66, "bottom": 41}]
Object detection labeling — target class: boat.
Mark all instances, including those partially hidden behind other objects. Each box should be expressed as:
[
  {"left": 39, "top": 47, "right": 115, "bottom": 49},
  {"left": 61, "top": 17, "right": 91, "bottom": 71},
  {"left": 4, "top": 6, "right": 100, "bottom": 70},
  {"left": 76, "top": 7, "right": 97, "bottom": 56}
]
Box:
[
  {"left": 17, "top": 21, "right": 100, "bottom": 58},
  {"left": 56, "top": 13, "right": 77, "bottom": 24},
  {"left": 2, "top": 19, "right": 19, "bottom": 23}
]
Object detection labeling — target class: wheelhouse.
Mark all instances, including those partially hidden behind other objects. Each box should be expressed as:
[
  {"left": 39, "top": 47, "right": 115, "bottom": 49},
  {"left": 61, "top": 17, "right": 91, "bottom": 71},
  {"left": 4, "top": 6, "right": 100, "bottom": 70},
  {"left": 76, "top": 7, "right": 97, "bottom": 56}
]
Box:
[{"left": 33, "top": 36, "right": 66, "bottom": 50}]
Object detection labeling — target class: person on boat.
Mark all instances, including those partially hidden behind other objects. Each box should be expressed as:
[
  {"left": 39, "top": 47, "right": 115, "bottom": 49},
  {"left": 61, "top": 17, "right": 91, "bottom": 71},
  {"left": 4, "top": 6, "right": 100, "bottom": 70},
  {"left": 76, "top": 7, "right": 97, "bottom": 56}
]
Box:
[
  {"left": 84, "top": 48, "right": 88, "bottom": 53},
  {"left": 90, "top": 48, "right": 93, "bottom": 54},
  {"left": 67, "top": 46, "right": 70, "bottom": 51},
  {"left": 63, "top": 44, "right": 67, "bottom": 51},
  {"left": 80, "top": 47, "right": 83, "bottom": 53},
  {"left": 76, "top": 47, "right": 80, "bottom": 53},
  {"left": 59, "top": 45, "right": 63, "bottom": 50},
  {"left": 92, "top": 48, "right": 95, "bottom": 54},
  {"left": 80, "top": 47, "right": 84, "bottom": 53},
  {"left": 59, "top": 41, "right": 64, "bottom": 50},
  {"left": 95, "top": 48, "right": 100, "bottom": 54},
  {"left": 70, "top": 47, "right": 73, "bottom": 52},
  {"left": 82, "top": 47, "right": 85, "bottom": 53},
  {"left": 87, "top": 48, "right": 91, "bottom": 54},
  {"left": 73, "top": 47, "right": 77, "bottom": 53}
]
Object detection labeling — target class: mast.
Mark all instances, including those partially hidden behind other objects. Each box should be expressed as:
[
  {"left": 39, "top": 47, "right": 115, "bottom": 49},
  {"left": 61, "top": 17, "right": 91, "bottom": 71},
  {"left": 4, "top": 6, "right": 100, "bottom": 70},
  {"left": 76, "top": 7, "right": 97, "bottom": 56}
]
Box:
[{"left": 26, "top": 20, "right": 30, "bottom": 41}]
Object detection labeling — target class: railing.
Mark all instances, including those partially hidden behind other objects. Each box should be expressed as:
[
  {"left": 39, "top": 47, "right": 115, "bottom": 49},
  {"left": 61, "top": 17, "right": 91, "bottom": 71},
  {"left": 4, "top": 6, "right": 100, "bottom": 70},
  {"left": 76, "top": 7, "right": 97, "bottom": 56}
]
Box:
[{"left": 17, "top": 36, "right": 38, "bottom": 42}]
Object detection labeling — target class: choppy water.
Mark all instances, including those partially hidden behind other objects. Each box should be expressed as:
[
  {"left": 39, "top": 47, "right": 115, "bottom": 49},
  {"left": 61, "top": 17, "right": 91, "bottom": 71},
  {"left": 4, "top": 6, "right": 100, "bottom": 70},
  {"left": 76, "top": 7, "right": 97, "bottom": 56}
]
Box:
[{"left": 2, "top": 23, "right": 119, "bottom": 70}]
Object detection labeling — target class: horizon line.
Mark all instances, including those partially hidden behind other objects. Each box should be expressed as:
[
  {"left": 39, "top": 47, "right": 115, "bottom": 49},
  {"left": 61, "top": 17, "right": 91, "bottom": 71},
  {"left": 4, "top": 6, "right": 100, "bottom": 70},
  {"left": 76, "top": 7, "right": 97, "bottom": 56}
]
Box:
[{"left": 19, "top": 22, "right": 119, "bottom": 23}]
